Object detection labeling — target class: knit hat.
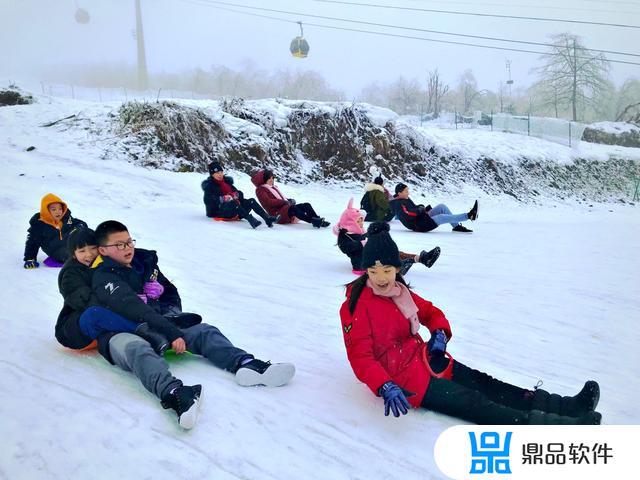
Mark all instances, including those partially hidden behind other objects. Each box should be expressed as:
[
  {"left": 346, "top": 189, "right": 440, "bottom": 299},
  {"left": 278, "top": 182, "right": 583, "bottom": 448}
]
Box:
[
  {"left": 361, "top": 222, "right": 401, "bottom": 269},
  {"left": 332, "top": 198, "right": 365, "bottom": 236},
  {"left": 67, "top": 226, "right": 97, "bottom": 256},
  {"left": 208, "top": 161, "right": 223, "bottom": 174},
  {"left": 394, "top": 182, "right": 408, "bottom": 196},
  {"left": 374, "top": 176, "right": 383, "bottom": 185}
]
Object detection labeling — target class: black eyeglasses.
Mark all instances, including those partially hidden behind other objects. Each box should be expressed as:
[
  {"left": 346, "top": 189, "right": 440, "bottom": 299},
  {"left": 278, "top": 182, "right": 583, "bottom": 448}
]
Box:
[{"left": 102, "top": 239, "right": 136, "bottom": 250}]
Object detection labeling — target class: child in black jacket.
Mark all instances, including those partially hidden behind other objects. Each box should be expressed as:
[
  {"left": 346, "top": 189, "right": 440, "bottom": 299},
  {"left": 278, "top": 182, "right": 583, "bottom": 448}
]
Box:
[
  {"left": 56, "top": 228, "right": 169, "bottom": 353},
  {"left": 23, "top": 193, "right": 87, "bottom": 268}
]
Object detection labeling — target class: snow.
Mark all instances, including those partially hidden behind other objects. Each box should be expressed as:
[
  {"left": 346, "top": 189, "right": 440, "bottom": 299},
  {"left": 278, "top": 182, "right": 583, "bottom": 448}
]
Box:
[
  {"left": 589, "top": 121, "right": 640, "bottom": 135},
  {"left": 1, "top": 95, "right": 639, "bottom": 480}
]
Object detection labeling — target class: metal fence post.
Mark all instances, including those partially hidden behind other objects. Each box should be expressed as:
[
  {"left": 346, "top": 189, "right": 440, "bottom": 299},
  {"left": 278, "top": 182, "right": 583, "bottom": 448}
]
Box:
[
  {"left": 527, "top": 113, "right": 530, "bottom": 136},
  {"left": 569, "top": 122, "right": 572, "bottom": 147},
  {"left": 490, "top": 110, "right": 493, "bottom": 131}
]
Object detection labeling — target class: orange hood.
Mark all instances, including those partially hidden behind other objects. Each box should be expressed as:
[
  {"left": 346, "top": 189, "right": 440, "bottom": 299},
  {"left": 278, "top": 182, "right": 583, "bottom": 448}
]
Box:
[{"left": 39, "top": 193, "right": 68, "bottom": 229}]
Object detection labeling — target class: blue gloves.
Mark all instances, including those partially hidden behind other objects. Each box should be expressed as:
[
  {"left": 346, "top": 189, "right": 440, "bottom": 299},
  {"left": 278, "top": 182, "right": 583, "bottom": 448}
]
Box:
[
  {"left": 379, "top": 381, "right": 415, "bottom": 417},
  {"left": 24, "top": 259, "right": 39, "bottom": 269},
  {"left": 427, "top": 329, "right": 448, "bottom": 357}
]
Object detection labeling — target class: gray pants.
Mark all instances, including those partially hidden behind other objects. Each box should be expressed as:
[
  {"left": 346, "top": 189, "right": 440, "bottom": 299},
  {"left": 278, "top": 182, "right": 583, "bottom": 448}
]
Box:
[{"left": 109, "top": 323, "right": 250, "bottom": 400}]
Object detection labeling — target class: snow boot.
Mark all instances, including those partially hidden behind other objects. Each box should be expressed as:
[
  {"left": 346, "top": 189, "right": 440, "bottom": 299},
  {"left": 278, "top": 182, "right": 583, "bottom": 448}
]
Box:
[
  {"left": 246, "top": 214, "right": 262, "bottom": 229},
  {"left": 527, "top": 409, "right": 602, "bottom": 425},
  {"left": 452, "top": 224, "right": 473, "bottom": 233},
  {"left": 467, "top": 200, "right": 479, "bottom": 221},
  {"left": 311, "top": 216, "right": 330, "bottom": 228},
  {"left": 161, "top": 384, "right": 202, "bottom": 429},
  {"left": 531, "top": 381, "right": 600, "bottom": 417},
  {"left": 419, "top": 247, "right": 441, "bottom": 268},
  {"left": 235, "top": 359, "right": 295, "bottom": 387},
  {"left": 399, "top": 258, "right": 415, "bottom": 276},
  {"left": 134, "top": 322, "right": 170, "bottom": 356},
  {"left": 265, "top": 214, "right": 281, "bottom": 228}
]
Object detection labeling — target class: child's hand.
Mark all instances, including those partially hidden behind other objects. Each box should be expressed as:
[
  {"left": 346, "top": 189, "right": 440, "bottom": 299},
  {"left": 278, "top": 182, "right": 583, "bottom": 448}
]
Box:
[
  {"left": 172, "top": 338, "right": 186, "bottom": 354},
  {"left": 24, "top": 259, "right": 39, "bottom": 269}
]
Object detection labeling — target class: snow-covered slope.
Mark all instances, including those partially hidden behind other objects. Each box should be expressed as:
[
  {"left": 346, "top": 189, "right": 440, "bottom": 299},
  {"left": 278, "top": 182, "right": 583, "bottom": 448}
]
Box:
[{"left": 1, "top": 97, "right": 639, "bottom": 480}]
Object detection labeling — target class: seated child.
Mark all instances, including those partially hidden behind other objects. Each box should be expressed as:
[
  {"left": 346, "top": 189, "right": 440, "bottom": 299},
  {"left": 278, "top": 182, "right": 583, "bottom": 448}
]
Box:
[
  {"left": 201, "top": 161, "right": 280, "bottom": 229},
  {"left": 389, "top": 183, "right": 478, "bottom": 233},
  {"left": 24, "top": 193, "right": 88, "bottom": 268},
  {"left": 251, "top": 169, "right": 330, "bottom": 228},
  {"left": 340, "top": 222, "right": 601, "bottom": 425},
  {"left": 55, "top": 227, "right": 169, "bottom": 354},
  {"left": 333, "top": 199, "right": 441, "bottom": 276}
]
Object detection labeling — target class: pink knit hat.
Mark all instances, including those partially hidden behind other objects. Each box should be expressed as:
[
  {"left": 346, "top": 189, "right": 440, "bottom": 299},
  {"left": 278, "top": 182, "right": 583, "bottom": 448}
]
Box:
[{"left": 332, "top": 198, "right": 365, "bottom": 235}]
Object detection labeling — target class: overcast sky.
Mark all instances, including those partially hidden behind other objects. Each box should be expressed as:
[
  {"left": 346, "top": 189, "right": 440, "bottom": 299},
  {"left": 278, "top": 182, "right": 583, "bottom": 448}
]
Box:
[{"left": 2, "top": 0, "right": 639, "bottom": 96}]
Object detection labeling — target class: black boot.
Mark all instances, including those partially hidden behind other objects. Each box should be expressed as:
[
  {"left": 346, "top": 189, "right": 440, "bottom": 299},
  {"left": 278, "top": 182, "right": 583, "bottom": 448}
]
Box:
[
  {"left": 311, "top": 216, "right": 324, "bottom": 228},
  {"left": 246, "top": 214, "right": 262, "bottom": 229},
  {"left": 135, "top": 322, "right": 170, "bottom": 355},
  {"left": 531, "top": 381, "right": 600, "bottom": 417},
  {"left": 265, "top": 214, "right": 281, "bottom": 228},
  {"left": 468, "top": 200, "right": 479, "bottom": 220},
  {"left": 161, "top": 384, "right": 202, "bottom": 429},
  {"left": 528, "top": 409, "right": 602, "bottom": 425},
  {"left": 419, "top": 247, "right": 441, "bottom": 268}
]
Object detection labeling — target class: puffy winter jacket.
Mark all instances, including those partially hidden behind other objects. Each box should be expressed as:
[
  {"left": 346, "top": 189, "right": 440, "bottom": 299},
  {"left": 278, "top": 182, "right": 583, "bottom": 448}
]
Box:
[
  {"left": 251, "top": 169, "right": 293, "bottom": 224},
  {"left": 55, "top": 258, "right": 96, "bottom": 349},
  {"left": 389, "top": 197, "right": 437, "bottom": 232},
  {"left": 23, "top": 193, "right": 87, "bottom": 261},
  {"left": 340, "top": 285, "right": 452, "bottom": 407},
  {"left": 201, "top": 176, "right": 244, "bottom": 218}
]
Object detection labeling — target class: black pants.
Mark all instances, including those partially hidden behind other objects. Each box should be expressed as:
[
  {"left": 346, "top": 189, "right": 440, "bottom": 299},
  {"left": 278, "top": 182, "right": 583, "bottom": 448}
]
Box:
[
  {"left": 421, "top": 358, "right": 532, "bottom": 424},
  {"left": 288, "top": 202, "right": 319, "bottom": 223},
  {"left": 220, "top": 198, "right": 270, "bottom": 221}
]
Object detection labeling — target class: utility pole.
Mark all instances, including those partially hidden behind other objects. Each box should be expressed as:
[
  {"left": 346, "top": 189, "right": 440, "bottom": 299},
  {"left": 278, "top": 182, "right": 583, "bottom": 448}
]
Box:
[
  {"left": 135, "top": 0, "right": 149, "bottom": 91},
  {"left": 505, "top": 59, "right": 513, "bottom": 114}
]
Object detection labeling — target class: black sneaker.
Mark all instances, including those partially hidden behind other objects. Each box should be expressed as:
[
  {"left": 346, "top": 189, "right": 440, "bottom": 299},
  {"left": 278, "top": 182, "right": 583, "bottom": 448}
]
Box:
[
  {"left": 399, "top": 258, "right": 414, "bottom": 276},
  {"left": 320, "top": 220, "right": 331, "bottom": 228},
  {"left": 235, "top": 359, "right": 295, "bottom": 387},
  {"left": 452, "top": 224, "right": 473, "bottom": 233},
  {"left": 161, "top": 384, "right": 202, "bottom": 429},
  {"left": 311, "top": 217, "right": 324, "bottom": 228},
  {"left": 265, "top": 214, "right": 281, "bottom": 228},
  {"left": 418, "top": 247, "right": 441, "bottom": 268},
  {"left": 468, "top": 200, "right": 479, "bottom": 221}
]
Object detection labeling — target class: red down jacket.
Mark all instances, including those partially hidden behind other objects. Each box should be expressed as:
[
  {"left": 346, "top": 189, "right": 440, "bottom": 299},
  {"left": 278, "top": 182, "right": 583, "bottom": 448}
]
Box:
[
  {"left": 251, "top": 170, "right": 294, "bottom": 224},
  {"left": 339, "top": 285, "right": 453, "bottom": 408}
]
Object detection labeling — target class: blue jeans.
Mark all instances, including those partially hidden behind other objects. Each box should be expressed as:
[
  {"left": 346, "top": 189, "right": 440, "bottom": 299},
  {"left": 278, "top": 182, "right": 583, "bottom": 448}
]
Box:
[
  {"left": 79, "top": 306, "right": 140, "bottom": 339},
  {"left": 428, "top": 203, "right": 469, "bottom": 227}
]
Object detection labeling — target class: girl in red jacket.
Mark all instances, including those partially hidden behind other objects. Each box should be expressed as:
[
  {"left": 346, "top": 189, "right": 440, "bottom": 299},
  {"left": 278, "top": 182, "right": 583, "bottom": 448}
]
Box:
[{"left": 340, "top": 222, "right": 602, "bottom": 424}]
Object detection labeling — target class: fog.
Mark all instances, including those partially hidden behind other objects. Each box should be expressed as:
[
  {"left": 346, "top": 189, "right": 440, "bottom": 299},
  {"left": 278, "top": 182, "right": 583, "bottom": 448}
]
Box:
[{"left": 1, "top": 0, "right": 638, "bottom": 97}]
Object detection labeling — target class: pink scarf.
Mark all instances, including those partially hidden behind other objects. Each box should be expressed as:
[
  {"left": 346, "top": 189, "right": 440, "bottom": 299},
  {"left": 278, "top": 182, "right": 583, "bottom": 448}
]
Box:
[
  {"left": 264, "top": 184, "right": 287, "bottom": 201},
  {"left": 367, "top": 279, "right": 420, "bottom": 334}
]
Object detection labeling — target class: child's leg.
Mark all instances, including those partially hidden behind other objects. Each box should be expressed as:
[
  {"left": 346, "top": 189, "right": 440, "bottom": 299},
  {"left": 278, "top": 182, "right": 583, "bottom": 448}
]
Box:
[
  {"left": 109, "top": 333, "right": 182, "bottom": 400},
  {"left": 79, "top": 306, "right": 140, "bottom": 340},
  {"left": 242, "top": 198, "right": 272, "bottom": 221},
  {"left": 180, "top": 323, "right": 251, "bottom": 373},
  {"left": 448, "top": 360, "right": 534, "bottom": 411},
  {"left": 421, "top": 375, "right": 528, "bottom": 424},
  {"left": 428, "top": 204, "right": 467, "bottom": 227}
]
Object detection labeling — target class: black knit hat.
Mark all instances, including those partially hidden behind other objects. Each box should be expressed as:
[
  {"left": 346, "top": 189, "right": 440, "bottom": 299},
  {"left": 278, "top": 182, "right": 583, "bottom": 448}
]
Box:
[
  {"left": 374, "top": 176, "right": 383, "bottom": 185},
  {"left": 361, "top": 222, "right": 401, "bottom": 269},
  {"left": 208, "top": 161, "right": 223, "bottom": 174},
  {"left": 394, "top": 182, "right": 408, "bottom": 196},
  {"left": 67, "top": 226, "right": 97, "bottom": 256},
  {"left": 263, "top": 169, "right": 273, "bottom": 183}
]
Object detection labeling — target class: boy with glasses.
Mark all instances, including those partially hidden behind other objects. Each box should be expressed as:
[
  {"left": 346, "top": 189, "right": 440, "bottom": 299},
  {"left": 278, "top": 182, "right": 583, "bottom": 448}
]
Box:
[{"left": 91, "top": 220, "right": 295, "bottom": 429}]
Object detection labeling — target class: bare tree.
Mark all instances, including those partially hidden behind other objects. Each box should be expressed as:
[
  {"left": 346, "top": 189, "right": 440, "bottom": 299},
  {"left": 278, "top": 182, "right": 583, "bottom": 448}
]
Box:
[
  {"left": 457, "top": 69, "right": 483, "bottom": 113},
  {"left": 614, "top": 78, "right": 640, "bottom": 122},
  {"left": 535, "top": 33, "right": 610, "bottom": 121},
  {"left": 426, "top": 68, "right": 449, "bottom": 117},
  {"left": 388, "top": 76, "right": 422, "bottom": 114}
]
